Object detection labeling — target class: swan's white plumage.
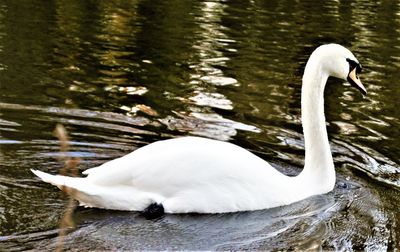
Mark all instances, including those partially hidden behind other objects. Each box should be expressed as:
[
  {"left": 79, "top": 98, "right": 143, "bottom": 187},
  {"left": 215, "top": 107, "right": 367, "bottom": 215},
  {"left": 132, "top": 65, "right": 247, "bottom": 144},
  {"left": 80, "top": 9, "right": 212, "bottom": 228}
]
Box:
[
  {"left": 32, "top": 44, "right": 364, "bottom": 214},
  {"left": 33, "top": 137, "right": 298, "bottom": 213}
]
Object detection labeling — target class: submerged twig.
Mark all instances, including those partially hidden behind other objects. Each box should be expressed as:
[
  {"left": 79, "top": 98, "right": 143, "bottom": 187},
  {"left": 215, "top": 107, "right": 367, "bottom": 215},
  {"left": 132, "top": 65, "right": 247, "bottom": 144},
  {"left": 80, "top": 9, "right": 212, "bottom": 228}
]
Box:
[{"left": 53, "top": 124, "right": 80, "bottom": 252}]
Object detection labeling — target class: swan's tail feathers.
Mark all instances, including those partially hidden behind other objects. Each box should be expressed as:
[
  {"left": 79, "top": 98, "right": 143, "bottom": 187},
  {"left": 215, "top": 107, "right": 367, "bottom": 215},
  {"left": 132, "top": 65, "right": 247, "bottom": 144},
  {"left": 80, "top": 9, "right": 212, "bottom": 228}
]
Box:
[
  {"left": 31, "top": 169, "right": 100, "bottom": 208},
  {"left": 31, "top": 169, "right": 67, "bottom": 188},
  {"left": 30, "top": 169, "right": 88, "bottom": 192}
]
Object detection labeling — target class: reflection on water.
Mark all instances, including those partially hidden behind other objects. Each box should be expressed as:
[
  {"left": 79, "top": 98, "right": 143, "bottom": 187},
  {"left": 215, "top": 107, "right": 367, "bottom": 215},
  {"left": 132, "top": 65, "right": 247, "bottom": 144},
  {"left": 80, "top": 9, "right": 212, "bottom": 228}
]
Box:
[{"left": 0, "top": 0, "right": 399, "bottom": 250}]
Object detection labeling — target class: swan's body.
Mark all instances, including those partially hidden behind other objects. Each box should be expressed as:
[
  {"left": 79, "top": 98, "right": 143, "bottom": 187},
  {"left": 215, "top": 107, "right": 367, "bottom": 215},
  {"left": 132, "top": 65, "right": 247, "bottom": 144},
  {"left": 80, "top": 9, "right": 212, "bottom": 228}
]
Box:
[{"left": 32, "top": 44, "right": 366, "bottom": 214}]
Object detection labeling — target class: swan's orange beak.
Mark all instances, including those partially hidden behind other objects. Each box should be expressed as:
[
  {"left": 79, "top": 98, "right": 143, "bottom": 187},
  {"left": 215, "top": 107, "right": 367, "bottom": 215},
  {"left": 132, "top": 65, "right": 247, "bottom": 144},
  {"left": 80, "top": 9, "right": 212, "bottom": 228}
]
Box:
[{"left": 347, "top": 68, "right": 367, "bottom": 95}]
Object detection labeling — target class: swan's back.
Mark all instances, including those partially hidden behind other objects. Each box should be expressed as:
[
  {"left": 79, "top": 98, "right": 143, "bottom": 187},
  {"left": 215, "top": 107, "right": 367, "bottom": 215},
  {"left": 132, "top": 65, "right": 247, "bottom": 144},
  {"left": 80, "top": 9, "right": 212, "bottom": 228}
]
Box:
[{"left": 85, "top": 137, "right": 285, "bottom": 191}]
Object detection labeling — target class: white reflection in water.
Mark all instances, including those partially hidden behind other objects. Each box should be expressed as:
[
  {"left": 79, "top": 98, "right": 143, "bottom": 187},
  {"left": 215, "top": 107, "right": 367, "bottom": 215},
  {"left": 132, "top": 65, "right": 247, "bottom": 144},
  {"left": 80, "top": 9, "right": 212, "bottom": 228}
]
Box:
[
  {"left": 159, "top": 111, "right": 260, "bottom": 141},
  {"left": 200, "top": 75, "right": 238, "bottom": 86},
  {"left": 186, "top": 0, "right": 239, "bottom": 117},
  {"left": 189, "top": 91, "right": 233, "bottom": 110}
]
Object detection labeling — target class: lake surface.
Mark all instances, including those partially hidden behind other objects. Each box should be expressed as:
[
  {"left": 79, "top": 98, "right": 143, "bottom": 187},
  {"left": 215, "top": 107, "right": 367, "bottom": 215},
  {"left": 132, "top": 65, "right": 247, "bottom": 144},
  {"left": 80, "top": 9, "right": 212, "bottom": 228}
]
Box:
[{"left": 0, "top": 0, "right": 399, "bottom": 250}]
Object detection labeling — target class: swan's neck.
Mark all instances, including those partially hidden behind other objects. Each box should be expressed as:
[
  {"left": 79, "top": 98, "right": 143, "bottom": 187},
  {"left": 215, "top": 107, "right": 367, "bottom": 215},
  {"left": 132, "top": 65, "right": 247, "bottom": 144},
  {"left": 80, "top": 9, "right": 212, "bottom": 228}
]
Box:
[{"left": 297, "top": 58, "right": 335, "bottom": 194}]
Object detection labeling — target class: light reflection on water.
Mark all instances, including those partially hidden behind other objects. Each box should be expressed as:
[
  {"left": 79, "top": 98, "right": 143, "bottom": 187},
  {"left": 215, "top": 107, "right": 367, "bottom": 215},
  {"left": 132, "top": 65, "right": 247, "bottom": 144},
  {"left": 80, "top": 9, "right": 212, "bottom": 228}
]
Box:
[{"left": 0, "top": 0, "right": 399, "bottom": 250}]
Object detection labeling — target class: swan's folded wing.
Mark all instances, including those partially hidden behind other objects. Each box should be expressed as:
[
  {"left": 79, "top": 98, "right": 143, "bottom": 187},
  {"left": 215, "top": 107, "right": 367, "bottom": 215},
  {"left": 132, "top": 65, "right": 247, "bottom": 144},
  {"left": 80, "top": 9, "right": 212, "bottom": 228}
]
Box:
[{"left": 80, "top": 137, "right": 279, "bottom": 195}]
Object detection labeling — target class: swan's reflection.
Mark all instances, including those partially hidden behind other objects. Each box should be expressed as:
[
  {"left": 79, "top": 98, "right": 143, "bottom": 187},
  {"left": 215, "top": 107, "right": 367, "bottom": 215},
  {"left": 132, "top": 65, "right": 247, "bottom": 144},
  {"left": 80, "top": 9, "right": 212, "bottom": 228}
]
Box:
[{"left": 29, "top": 175, "right": 389, "bottom": 251}]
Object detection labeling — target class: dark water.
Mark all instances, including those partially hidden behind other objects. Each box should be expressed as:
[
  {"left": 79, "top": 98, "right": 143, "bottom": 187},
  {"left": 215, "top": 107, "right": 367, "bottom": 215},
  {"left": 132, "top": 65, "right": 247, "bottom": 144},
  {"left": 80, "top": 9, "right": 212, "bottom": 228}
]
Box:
[{"left": 0, "top": 0, "right": 399, "bottom": 250}]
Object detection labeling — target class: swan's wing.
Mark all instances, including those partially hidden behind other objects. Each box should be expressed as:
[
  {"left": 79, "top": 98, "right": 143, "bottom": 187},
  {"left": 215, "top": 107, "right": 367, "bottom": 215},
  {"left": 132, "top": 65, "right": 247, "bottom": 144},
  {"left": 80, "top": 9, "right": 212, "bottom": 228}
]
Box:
[
  {"left": 37, "top": 137, "right": 291, "bottom": 213},
  {"left": 81, "top": 137, "right": 281, "bottom": 193}
]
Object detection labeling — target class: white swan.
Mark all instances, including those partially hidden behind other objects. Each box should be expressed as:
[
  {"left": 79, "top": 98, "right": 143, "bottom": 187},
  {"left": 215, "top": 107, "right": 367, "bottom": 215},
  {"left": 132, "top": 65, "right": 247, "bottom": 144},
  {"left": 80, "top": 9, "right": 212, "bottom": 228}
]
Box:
[{"left": 32, "top": 44, "right": 366, "bottom": 217}]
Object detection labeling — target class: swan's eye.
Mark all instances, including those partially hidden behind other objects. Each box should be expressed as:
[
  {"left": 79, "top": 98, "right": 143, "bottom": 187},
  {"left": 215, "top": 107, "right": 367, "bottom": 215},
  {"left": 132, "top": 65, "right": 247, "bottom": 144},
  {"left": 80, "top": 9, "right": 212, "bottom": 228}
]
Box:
[
  {"left": 356, "top": 63, "right": 362, "bottom": 74},
  {"left": 346, "top": 58, "right": 361, "bottom": 75}
]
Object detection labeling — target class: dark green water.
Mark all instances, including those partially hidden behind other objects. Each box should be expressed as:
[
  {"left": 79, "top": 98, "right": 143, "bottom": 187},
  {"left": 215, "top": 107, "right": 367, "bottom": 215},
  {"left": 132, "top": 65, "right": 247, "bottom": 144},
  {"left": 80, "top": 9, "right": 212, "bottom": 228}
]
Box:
[{"left": 0, "top": 0, "right": 399, "bottom": 250}]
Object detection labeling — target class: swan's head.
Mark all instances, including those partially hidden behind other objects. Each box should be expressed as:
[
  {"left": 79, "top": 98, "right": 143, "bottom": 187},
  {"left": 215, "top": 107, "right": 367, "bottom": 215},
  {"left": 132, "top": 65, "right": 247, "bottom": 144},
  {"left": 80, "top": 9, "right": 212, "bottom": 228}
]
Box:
[{"left": 313, "top": 44, "right": 366, "bottom": 95}]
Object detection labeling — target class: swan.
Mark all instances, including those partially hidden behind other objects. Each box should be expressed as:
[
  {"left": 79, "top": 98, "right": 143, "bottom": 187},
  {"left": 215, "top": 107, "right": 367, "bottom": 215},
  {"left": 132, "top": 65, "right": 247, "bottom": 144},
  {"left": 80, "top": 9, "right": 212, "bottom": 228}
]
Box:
[{"left": 32, "top": 44, "right": 366, "bottom": 218}]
